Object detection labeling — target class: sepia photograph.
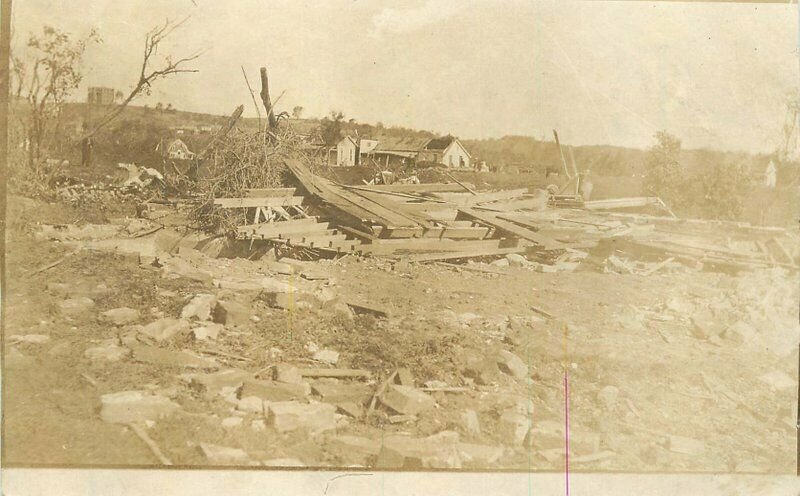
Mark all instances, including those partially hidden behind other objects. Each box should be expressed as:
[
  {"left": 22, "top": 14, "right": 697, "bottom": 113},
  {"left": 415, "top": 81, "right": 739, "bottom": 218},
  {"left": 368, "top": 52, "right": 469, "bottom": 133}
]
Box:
[{"left": 1, "top": 0, "right": 798, "bottom": 493}]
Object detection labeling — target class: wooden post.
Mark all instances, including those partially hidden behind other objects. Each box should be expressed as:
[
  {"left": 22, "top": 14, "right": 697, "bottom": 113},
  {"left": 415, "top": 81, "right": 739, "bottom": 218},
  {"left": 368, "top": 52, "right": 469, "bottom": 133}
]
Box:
[{"left": 260, "top": 67, "right": 278, "bottom": 130}]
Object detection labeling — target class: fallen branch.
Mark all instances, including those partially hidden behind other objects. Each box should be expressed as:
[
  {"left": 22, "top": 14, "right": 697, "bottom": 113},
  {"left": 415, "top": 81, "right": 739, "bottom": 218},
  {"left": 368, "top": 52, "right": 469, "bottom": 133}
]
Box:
[{"left": 27, "top": 248, "right": 80, "bottom": 276}]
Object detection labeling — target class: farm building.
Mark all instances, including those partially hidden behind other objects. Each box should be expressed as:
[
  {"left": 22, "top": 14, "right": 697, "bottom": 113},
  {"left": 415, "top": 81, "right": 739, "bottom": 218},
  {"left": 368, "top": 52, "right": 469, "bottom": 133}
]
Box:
[{"left": 167, "top": 138, "right": 195, "bottom": 160}]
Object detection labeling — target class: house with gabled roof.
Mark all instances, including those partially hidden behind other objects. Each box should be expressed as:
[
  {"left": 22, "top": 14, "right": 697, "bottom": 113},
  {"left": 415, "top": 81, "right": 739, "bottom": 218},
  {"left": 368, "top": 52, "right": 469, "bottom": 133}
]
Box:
[{"left": 368, "top": 135, "right": 471, "bottom": 169}]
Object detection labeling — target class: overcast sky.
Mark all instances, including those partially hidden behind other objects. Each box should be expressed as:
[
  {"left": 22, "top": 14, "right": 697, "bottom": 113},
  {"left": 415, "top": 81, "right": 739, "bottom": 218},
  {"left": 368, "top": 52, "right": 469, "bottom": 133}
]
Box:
[{"left": 11, "top": 0, "right": 800, "bottom": 152}]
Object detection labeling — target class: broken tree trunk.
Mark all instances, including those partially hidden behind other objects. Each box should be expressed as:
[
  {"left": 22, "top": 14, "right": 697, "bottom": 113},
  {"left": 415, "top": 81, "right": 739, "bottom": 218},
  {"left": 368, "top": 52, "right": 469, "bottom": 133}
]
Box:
[{"left": 260, "top": 67, "right": 278, "bottom": 130}]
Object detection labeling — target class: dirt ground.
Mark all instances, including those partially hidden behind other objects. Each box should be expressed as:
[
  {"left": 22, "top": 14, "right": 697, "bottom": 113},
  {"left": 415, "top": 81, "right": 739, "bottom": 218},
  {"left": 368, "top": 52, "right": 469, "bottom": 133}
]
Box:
[{"left": 2, "top": 195, "right": 797, "bottom": 472}]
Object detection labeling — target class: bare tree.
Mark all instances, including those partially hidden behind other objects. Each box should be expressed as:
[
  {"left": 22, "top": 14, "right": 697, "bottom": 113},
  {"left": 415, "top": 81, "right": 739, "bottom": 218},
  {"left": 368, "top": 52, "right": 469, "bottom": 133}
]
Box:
[
  {"left": 10, "top": 25, "right": 100, "bottom": 173},
  {"left": 81, "top": 17, "right": 202, "bottom": 140}
]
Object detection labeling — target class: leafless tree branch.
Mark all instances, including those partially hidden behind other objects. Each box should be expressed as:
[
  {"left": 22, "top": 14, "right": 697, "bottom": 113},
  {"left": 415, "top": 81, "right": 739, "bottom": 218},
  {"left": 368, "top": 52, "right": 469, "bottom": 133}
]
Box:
[{"left": 82, "top": 16, "right": 202, "bottom": 140}]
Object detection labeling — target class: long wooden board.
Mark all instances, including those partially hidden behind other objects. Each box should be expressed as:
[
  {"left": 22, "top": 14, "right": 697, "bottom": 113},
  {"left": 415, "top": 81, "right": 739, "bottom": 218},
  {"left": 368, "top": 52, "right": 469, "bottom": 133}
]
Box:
[
  {"left": 286, "top": 159, "right": 425, "bottom": 229},
  {"left": 245, "top": 187, "right": 296, "bottom": 198},
  {"left": 358, "top": 238, "right": 502, "bottom": 256},
  {"left": 458, "top": 208, "right": 563, "bottom": 249},
  {"left": 365, "top": 183, "right": 471, "bottom": 193},
  {"left": 215, "top": 196, "right": 304, "bottom": 208},
  {"left": 238, "top": 220, "right": 330, "bottom": 238},
  {"left": 402, "top": 246, "right": 527, "bottom": 263}
]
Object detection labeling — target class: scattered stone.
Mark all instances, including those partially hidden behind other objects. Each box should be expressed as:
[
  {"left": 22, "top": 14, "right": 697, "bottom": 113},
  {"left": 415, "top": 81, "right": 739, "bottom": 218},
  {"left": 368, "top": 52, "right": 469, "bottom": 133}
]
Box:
[
  {"left": 311, "top": 382, "right": 372, "bottom": 404},
  {"left": 394, "top": 368, "right": 415, "bottom": 387},
  {"left": 496, "top": 350, "right": 528, "bottom": 378},
  {"left": 139, "top": 318, "right": 190, "bottom": 342},
  {"left": 191, "top": 323, "right": 224, "bottom": 341},
  {"left": 236, "top": 396, "right": 265, "bottom": 413},
  {"left": 527, "top": 419, "right": 564, "bottom": 451},
  {"left": 460, "top": 409, "right": 481, "bottom": 437},
  {"left": 336, "top": 401, "right": 364, "bottom": 419},
  {"left": 100, "top": 390, "right": 179, "bottom": 424},
  {"left": 458, "top": 442, "right": 504, "bottom": 466},
  {"left": 464, "top": 356, "right": 501, "bottom": 385},
  {"left": 379, "top": 385, "right": 436, "bottom": 415},
  {"left": 161, "top": 257, "right": 214, "bottom": 284},
  {"left": 213, "top": 300, "right": 252, "bottom": 327},
  {"left": 251, "top": 419, "right": 266, "bottom": 431},
  {"left": 491, "top": 258, "right": 510, "bottom": 267},
  {"left": 388, "top": 414, "right": 417, "bottom": 424},
  {"left": 497, "top": 411, "right": 531, "bottom": 446},
  {"left": 312, "top": 349, "right": 339, "bottom": 365},
  {"left": 215, "top": 278, "right": 264, "bottom": 291},
  {"left": 85, "top": 343, "right": 130, "bottom": 363},
  {"left": 376, "top": 431, "right": 461, "bottom": 469},
  {"left": 221, "top": 416, "right": 244, "bottom": 429},
  {"left": 327, "top": 435, "right": 381, "bottom": 465},
  {"left": 260, "top": 277, "right": 293, "bottom": 292},
  {"left": 58, "top": 297, "right": 96, "bottom": 317},
  {"left": 9, "top": 334, "right": 50, "bottom": 344},
  {"left": 186, "top": 369, "right": 253, "bottom": 397},
  {"left": 505, "top": 253, "right": 528, "bottom": 267},
  {"left": 274, "top": 364, "right": 305, "bottom": 384},
  {"left": 100, "top": 307, "right": 141, "bottom": 325},
  {"left": 198, "top": 443, "right": 251, "bottom": 465},
  {"left": 238, "top": 379, "right": 309, "bottom": 402},
  {"left": 180, "top": 294, "right": 217, "bottom": 321},
  {"left": 131, "top": 345, "right": 218, "bottom": 369},
  {"left": 597, "top": 385, "right": 620, "bottom": 410},
  {"left": 265, "top": 401, "right": 337, "bottom": 434}
]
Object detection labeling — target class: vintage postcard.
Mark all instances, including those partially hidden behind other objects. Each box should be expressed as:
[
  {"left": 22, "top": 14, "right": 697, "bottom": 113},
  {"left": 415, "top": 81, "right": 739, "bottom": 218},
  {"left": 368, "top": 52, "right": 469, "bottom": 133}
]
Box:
[{"left": 1, "top": 0, "right": 798, "bottom": 494}]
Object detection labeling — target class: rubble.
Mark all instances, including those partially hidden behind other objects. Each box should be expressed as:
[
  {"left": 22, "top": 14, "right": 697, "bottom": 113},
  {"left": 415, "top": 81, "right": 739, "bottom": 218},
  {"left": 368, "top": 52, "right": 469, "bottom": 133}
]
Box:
[
  {"left": 180, "top": 294, "right": 218, "bottom": 321},
  {"left": 85, "top": 343, "right": 130, "bottom": 363},
  {"left": 265, "top": 401, "right": 337, "bottom": 434},
  {"left": 379, "top": 385, "right": 436, "bottom": 415},
  {"left": 100, "top": 390, "right": 180, "bottom": 424},
  {"left": 138, "top": 318, "right": 190, "bottom": 342},
  {"left": 58, "top": 297, "right": 96, "bottom": 317},
  {"left": 375, "top": 431, "right": 462, "bottom": 469},
  {"left": 198, "top": 443, "right": 251, "bottom": 465},
  {"left": 100, "top": 307, "right": 141, "bottom": 325}
]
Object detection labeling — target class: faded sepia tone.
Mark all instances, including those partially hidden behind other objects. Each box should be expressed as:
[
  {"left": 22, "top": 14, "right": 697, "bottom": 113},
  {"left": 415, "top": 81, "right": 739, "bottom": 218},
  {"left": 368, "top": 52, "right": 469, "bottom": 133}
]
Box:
[{"left": 2, "top": 0, "right": 798, "bottom": 486}]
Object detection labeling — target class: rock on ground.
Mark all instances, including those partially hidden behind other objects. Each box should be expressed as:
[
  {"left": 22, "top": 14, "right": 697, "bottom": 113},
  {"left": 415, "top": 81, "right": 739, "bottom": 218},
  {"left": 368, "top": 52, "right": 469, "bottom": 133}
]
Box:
[{"left": 100, "top": 390, "right": 180, "bottom": 424}]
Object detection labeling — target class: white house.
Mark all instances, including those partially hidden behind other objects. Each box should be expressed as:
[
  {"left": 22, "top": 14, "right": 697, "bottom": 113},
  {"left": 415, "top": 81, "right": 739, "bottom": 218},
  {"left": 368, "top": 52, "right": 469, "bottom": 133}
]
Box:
[
  {"left": 167, "top": 139, "right": 195, "bottom": 160},
  {"left": 420, "top": 136, "right": 471, "bottom": 169},
  {"left": 336, "top": 136, "right": 358, "bottom": 166}
]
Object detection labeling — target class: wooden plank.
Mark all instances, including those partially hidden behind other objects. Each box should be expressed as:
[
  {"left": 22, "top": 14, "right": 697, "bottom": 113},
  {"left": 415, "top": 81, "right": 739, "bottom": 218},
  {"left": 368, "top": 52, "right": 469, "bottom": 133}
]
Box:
[
  {"left": 245, "top": 187, "right": 296, "bottom": 198},
  {"left": 440, "top": 226, "right": 489, "bottom": 240},
  {"left": 298, "top": 368, "right": 371, "bottom": 378},
  {"left": 358, "top": 239, "right": 502, "bottom": 255},
  {"left": 583, "top": 197, "right": 660, "bottom": 210},
  {"left": 403, "top": 246, "right": 527, "bottom": 263},
  {"left": 283, "top": 233, "right": 346, "bottom": 246},
  {"left": 379, "top": 226, "right": 426, "bottom": 239},
  {"left": 458, "top": 208, "right": 563, "bottom": 249},
  {"left": 337, "top": 225, "right": 377, "bottom": 242},
  {"left": 238, "top": 221, "right": 329, "bottom": 238},
  {"left": 434, "top": 189, "right": 528, "bottom": 206},
  {"left": 237, "top": 217, "right": 318, "bottom": 231},
  {"left": 286, "top": 159, "right": 424, "bottom": 228},
  {"left": 365, "top": 183, "right": 471, "bottom": 193},
  {"left": 215, "top": 196, "right": 304, "bottom": 208}
]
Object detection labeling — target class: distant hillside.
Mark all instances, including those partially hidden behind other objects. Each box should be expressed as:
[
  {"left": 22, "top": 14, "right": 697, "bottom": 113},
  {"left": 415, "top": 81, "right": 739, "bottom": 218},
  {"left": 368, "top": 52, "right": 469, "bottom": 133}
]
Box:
[{"left": 50, "top": 104, "right": 776, "bottom": 182}]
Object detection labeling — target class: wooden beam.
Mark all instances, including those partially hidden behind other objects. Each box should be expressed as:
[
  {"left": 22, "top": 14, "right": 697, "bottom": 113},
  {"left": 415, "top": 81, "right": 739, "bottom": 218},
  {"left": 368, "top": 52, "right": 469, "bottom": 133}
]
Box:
[
  {"left": 238, "top": 220, "right": 329, "bottom": 238},
  {"left": 237, "top": 217, "right": 318, "bottom": 231},
  {"left": 458, "top": 208, "right": 563, "bottom": 249},
  {"left": 404, "top": 246, "right": 527, "bottom": 263},
  {"left": 583, "top": 197, "right": 660, "bottom": 210},
  {"left": 364, "top": 183, "right": 471, "bottom": 193},
  {"left": 214, "top": 196, "right": 304, "bottom": 208},
  {"left": 245, "top": 187, "right": 296, "bottom": 198}
]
